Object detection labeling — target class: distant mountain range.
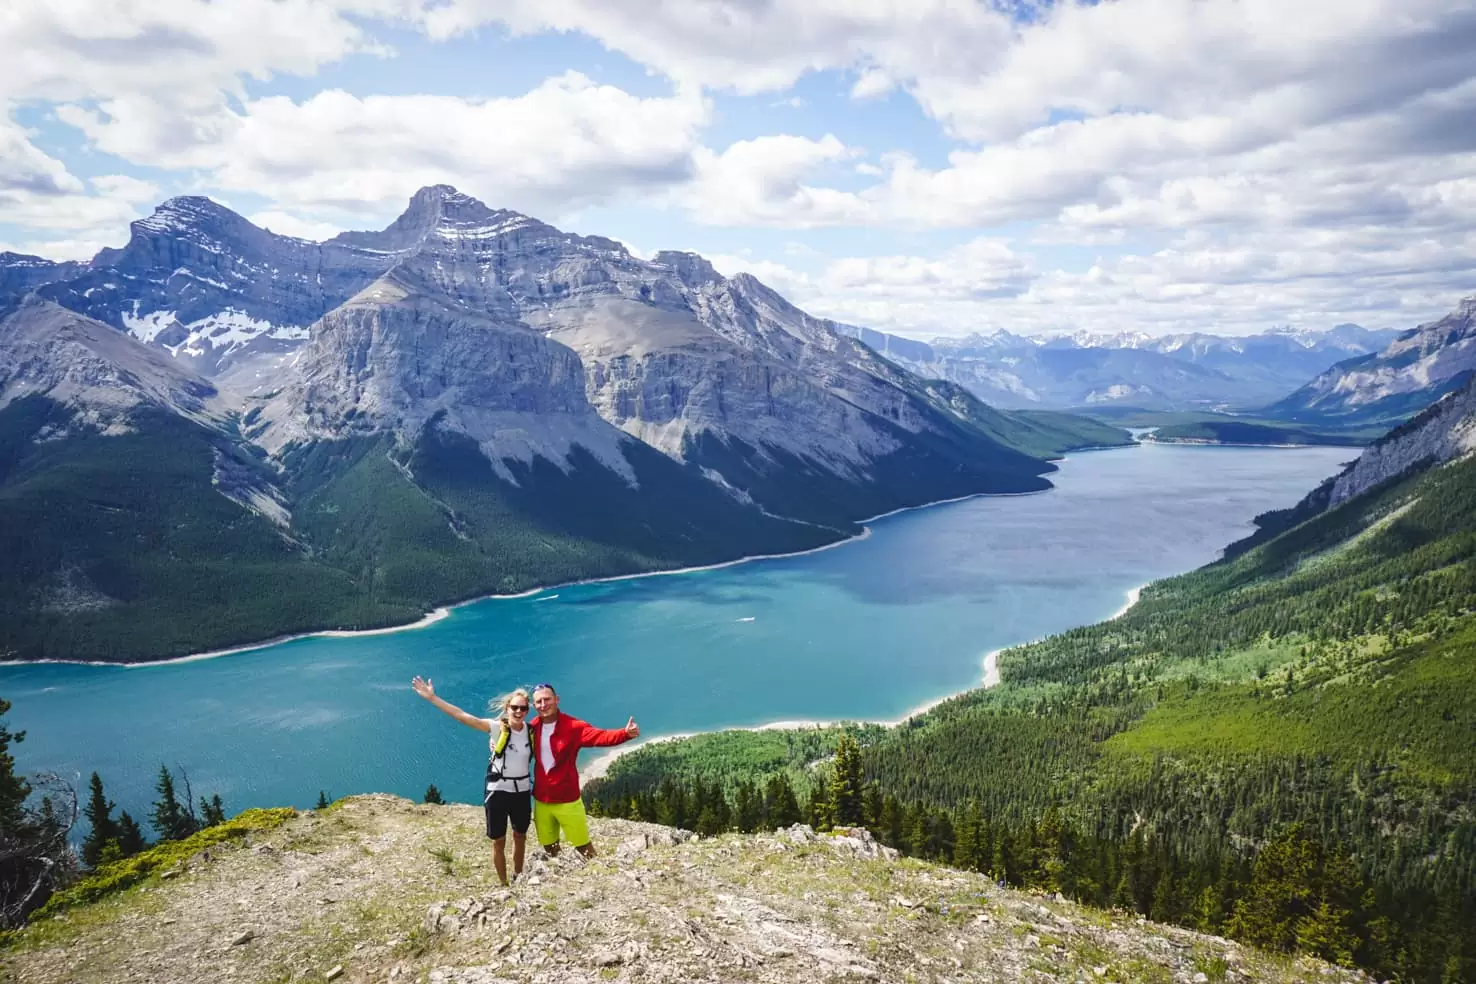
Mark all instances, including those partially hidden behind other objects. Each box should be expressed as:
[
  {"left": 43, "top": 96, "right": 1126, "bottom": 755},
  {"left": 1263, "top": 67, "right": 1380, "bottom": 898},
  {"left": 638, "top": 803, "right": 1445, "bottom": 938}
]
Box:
[
  {"left": 0, "top": 186, "right": 1125, "bottom": 662},
  {"left": 838, "top": 322, "right": 1400, "bottom": 411},
  {"left": 1266, "top": 297, "right": 1476, "bottom": 428}
]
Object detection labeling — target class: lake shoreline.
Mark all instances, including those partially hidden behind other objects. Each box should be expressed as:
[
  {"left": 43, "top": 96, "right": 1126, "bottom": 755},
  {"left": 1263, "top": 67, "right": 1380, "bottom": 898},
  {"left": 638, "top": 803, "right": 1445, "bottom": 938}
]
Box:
[
  {"left": 584, "top": 579, "right": 1150, "bottom": 780},
  {"left": 0, "top": 486, "right": 1056, "bottom": 671}
]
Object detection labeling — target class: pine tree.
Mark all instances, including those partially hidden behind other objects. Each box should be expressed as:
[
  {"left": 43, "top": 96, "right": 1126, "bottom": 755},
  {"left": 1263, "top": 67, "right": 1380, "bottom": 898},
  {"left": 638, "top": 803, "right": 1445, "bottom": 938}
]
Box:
[
  {"left": 954, "top": 804, "right": 986, "bottom": 872},
  {"left": 1295, "top": 900, "right": 1358, "bottom": 966},
  {"left": 862, "top": 784, "right": 884, "bottom": 829},
  {"left": 734, "top": 781, "right": 762, "bottom": 833},
  {"left": 695, "top": 803, "right": 723, "bottom": 837},
  {"left": 150, "top": 765, "right": 196, "bottom": 841},
  {"left": 656, "top": 781, "right": 688, "bottom": 829},
  {"left": 81, "top": 772, "right": 119, "bottom": 868},
  {"left": 200, "top": 793, "right": 226, "bottom": 827},
  {"left": 0, "top": 698, "right": 30, "bottom": 833},
  {"left": 906, "top": 804, "right": 931, "bottom": 858},
  {"left": 423, "top": 784, "right": 444, "bottom": 805},
  {"left": 763, "top": 773, "right": 801, "bottom": 829},
  {"left": 1150, "top": 869, "right": 1178, "bottom": 923},
  {"left": 116, "top": 811, "right": 147, "bottom": 857},
  {"left": 878, "top": 795, "right": 904, "bottom": 849},
  {"left": 315, "top": 790, "right": 330, "bottom": 810},
  {"left": 828, "top": 734, "right": 866, "bottom": 827},
  {"left": 806, "top": 780, "right": 833, "bottom": 831},
  {"left": 1228, "top": 824, "right": 1320, "bottom": 953}
]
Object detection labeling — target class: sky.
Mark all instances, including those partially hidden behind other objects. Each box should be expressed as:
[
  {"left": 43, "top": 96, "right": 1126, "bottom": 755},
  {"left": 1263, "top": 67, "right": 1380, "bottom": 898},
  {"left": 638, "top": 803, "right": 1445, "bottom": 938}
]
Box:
[{"left": 2, "top": 0, "right": 1475, "bottom": 339}]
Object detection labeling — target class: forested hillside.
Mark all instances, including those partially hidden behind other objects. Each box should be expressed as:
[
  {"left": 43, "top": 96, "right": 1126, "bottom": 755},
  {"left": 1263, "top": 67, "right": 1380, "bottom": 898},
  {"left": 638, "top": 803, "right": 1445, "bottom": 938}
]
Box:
[{"left": 588, "top": 451, "right": 1476, "bottom": 982}]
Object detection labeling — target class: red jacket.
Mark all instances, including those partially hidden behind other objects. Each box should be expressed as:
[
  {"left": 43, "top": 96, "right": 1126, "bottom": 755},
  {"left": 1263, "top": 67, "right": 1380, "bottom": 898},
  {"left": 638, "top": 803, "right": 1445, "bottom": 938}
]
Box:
[{"left": 528, "top": 713, "right": 630, "bottom": 804}]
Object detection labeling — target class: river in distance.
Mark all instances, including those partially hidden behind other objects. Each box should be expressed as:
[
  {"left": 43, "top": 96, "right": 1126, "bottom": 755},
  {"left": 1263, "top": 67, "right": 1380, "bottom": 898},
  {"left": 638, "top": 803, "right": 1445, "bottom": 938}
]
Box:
[{"left": 1, "top": 443, "right": 1352, "bottom": 822}]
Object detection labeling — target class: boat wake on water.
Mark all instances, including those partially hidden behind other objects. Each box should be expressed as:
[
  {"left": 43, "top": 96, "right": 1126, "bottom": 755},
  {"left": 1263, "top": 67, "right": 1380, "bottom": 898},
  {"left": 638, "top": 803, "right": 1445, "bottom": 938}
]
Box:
[{"left": 736, "top": 616, "right": 756, "bottom": 622}]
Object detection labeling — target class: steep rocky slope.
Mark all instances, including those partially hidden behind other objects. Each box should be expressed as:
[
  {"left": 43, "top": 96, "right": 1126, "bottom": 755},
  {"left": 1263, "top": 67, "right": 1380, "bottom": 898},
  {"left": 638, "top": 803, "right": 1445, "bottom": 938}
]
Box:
[
  {"left": 3, "top": 795, "right": 1370, "bottom": 984},
  {"left": 251, "top": 269, "right": 635, "bottom": 481},
  {"left": 1324, "top": 374, "right": 1476, "bottom": 506},
  {"left": 0, "top": 295, "right": 219, "bottom": 428},
  {"left": 1268, "top": 297, "right": 1476, "bottom": 426}
]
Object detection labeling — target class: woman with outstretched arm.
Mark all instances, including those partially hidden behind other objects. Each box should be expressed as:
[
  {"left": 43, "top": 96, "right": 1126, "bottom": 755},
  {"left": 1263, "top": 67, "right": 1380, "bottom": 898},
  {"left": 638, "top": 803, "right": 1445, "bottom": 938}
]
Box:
[{"left": 411, "top": 676, "right": 533, "bottom": 887}]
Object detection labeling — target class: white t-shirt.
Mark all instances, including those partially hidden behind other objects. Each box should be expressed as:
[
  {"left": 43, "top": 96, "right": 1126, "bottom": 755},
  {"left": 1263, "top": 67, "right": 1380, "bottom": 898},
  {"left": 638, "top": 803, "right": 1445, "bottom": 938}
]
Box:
[
  {"left": 489, "top": 725, "right": 532, "bottom": 794},
  {"left": 539, "top": 718, "right": 557, "bottom": 773}
]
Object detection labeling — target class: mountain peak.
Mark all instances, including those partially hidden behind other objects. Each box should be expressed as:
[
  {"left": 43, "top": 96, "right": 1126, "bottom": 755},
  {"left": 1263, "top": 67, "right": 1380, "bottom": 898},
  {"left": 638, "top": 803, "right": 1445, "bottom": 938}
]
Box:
[
  {"left": 333, "top": 185, "right": 540, "bottom": 253},
  {"left": 653, "top": 250, "right": 721, "bottom": 287},
  {"left": 134, "top": 196, "right": 250, "bottom": 237}
]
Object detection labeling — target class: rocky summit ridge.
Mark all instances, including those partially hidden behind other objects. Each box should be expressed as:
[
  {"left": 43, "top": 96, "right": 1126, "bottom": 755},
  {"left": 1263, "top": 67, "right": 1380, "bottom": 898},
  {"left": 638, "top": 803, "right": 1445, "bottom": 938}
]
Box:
[
  {"left": 3, "top": 795, "right": 1371, "bottom": 984},
  {"left": 5, "top": 185, "right": 1072, "bottom": 522}
]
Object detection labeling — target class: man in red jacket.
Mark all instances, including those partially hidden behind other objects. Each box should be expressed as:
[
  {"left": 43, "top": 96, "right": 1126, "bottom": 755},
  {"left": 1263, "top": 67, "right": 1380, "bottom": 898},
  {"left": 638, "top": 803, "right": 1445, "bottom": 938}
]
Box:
[{"left": 528, "top": 682, "right": 639, "bottom": 858}]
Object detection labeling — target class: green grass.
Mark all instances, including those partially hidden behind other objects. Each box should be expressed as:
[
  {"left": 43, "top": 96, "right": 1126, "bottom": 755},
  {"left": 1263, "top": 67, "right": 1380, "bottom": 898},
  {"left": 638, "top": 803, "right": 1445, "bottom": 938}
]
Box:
[{"left": 29, "top": 808, "right": 296, "bottom": 921}]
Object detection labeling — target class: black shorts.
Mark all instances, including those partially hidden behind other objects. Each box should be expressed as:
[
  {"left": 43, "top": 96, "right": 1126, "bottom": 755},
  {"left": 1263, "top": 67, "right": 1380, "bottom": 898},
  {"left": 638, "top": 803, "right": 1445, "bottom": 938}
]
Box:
[{"left": 484, "top": 790, "right": 531, "bottom": 839}]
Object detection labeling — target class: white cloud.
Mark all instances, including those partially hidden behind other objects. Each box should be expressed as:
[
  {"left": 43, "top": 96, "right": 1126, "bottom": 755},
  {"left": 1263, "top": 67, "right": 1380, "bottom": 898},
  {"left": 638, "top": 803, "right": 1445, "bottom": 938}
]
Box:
[
  {"left": 4, "top": 0, "right": 1476, "bottom": 338},
  {"left": 59, "top": 73, "right": 710, "bottom": 221},
  {"left": 730, "top": 224, "right": 1476, "bottom": 340},
  {"left": 682, "top": 134, "right": 868, "bottom": 227},
  {"left": 417, "top": 0, "right": 1011, "bottom": 95},
  {"left": 0, "top": 115, "right": 153, "bottom": 238},
  {"left": 849, "top": 68, "right": 895, "bottom": 101},
  {"left": 247, "top": 210, "right": 346, "bottom": 241}
]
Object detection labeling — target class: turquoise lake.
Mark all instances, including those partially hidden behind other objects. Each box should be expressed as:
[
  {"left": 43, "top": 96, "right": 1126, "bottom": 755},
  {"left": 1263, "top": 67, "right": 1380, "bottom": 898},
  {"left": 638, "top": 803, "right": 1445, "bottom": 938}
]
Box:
[{"left": 0, "top": 443, "right": 1352, "bottom": 823}]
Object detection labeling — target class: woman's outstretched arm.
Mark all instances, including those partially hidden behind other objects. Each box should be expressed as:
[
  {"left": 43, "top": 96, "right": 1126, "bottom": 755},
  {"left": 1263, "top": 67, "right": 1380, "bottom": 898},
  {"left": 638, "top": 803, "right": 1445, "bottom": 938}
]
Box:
[{"left": 411, "top": 676, "right": 491, "bottom": 732}]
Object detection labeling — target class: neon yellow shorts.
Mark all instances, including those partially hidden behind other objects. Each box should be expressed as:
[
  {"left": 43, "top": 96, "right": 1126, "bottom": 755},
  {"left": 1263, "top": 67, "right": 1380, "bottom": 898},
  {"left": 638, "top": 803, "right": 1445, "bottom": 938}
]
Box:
[{"left": 533, "top": 798, "right": 590, "bottom": 848}]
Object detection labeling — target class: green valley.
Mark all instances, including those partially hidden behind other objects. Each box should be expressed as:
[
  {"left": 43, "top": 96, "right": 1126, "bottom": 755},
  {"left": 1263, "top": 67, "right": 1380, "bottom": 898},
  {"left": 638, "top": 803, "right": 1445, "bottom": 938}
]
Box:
[{"left": 588, "top": 447, "right": 1476, "bottom": 982}]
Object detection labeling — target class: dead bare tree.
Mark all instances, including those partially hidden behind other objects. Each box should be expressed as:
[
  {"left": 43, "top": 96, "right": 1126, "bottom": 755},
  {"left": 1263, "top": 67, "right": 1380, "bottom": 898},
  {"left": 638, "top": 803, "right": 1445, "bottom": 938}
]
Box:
[{"left": 0, "top": 771, "right": 79, "bottom": 927}]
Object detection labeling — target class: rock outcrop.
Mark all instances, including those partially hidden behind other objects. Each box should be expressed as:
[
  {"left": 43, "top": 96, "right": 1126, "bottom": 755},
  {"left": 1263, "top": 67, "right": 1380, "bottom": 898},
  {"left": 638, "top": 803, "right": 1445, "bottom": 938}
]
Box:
[
  {"left": 1327, "top": 374, "right": 1476, "bottom": 505},
  {"left": 3, "top": 795, "right": 1371, "bottom": 984}
]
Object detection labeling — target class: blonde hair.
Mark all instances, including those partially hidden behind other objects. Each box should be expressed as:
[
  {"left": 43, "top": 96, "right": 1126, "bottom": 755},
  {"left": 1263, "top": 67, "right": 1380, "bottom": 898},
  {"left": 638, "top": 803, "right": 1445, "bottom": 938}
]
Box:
[{"left": 488, "top": 688, "right": 530, "bottom": 728}]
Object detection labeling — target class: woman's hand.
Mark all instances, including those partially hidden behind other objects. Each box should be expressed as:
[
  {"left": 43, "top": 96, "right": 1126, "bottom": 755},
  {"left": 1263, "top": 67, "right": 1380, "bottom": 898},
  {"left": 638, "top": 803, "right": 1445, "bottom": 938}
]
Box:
[{"left": 411, "top": 676, "right": 435, "bottom": 700}]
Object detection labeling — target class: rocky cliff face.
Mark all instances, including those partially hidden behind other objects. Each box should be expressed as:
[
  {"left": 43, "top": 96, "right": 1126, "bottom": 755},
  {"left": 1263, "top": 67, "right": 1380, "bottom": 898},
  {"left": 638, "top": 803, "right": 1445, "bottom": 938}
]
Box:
[
  {"left": 1269, "top": 297, "right": 1476, "bottom": 426},
  {"left": 0, "top": 252, "right": 83, "bottom": 301},
  {"left": 0, "top": 295, "right": 219, "bottom": 429},
  {"left": 1327, "top": 374, "right": 1476, "bottom": 506},
  {"left": 4, "top": 795, "right": 1368, "bottom": 984},
  {"left": 254, "top": 268, "right": 638, "bottom": 482}
]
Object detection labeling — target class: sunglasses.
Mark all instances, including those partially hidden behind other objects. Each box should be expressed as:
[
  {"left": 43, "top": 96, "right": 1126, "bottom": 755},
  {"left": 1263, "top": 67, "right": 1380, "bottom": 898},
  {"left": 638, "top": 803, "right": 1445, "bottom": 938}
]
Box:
[{"left": 507, "top": 704, "right": 529, "bottom": 712}]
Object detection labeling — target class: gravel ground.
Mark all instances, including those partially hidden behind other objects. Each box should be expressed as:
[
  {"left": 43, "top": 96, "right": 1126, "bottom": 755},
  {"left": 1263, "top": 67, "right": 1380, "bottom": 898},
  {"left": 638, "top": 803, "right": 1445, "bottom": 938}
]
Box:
[{"left": 2, "top": 795, "right": 1375, "bottom": 984}]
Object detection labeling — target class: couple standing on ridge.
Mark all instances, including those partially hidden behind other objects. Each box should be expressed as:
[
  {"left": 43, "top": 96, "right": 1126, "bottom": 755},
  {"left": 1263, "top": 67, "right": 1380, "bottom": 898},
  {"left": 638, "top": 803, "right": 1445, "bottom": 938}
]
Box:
[{"left": 411, "top": 677, "right": 639, "bottom": 886}]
